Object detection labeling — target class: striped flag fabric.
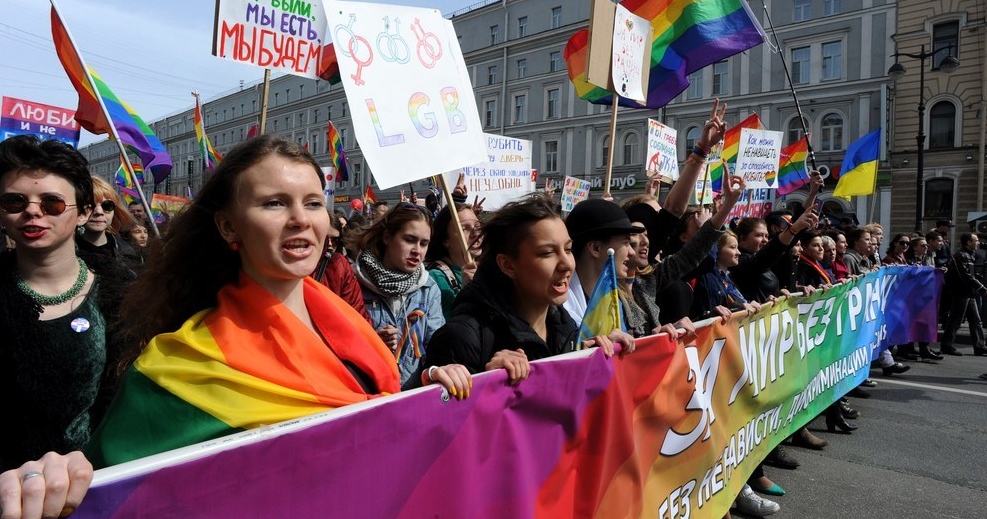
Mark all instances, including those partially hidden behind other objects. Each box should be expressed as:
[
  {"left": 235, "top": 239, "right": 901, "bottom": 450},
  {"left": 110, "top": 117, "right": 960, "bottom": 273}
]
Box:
[
  {"left": 327, "top": 121, "right": 348, "bottom": 183},
  {"left": 51, "top": 6, "right": 172, "bottom": 184},
  {"left": 193, "top": 94, "right": 222, "bottom": 170},
  {"left": 365, "top": 185, "right": 378, "bottom": 205},
  {"left": 776, "top": 136, "right": 810, "bottom": 195},
  {"left": 564, "top": 0, "right": 765, "bottom": 109},
  {"left": 578, "top": 250, "right": 626, "bottom": 346},
  {"left": 246, "top": 124, "right": 259, "bottom": 139},
  {"left": 833, "top": 128, "right": 881, "bottom": 200},
  {"left": 86, "top": 274, "right": 400, "bottom": 468},
  {"left": 114, "top": 158, "right": 144, "bottom": 205},
  {"left": 710, "top": 113, "right": 762, "bottom": 192}
]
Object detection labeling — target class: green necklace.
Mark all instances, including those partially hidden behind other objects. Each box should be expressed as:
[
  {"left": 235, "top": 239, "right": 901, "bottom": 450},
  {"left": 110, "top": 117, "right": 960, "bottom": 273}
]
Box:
[{"left": 16, "top": 257, "right": 90, "bottom": 306}]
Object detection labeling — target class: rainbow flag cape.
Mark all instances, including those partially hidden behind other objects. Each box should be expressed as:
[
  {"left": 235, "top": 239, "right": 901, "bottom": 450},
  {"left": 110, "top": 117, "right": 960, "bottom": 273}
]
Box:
[
  {"left": 564, "top": 0, "right": 764, "bottom": 109},
  {"left": 776, "top": 136, "right": 810, "bottom": 195},
  {"left": 327, "top": 121, "right": 348, "bottom": 182},
  {"left": 51, "top": 6, "right": 172, "bottom": 184},
  {"left": 710, "top": 113, "right": 762, "bottom": 191},
  {"left": 114, "top": 158, "right": 144, "bottom": 205},
  {"left": 833, "top": 128, "right": 881, "bottom": 200},
  {"left": 578, "top": 251, "right": 626, "bottom": 346},
  {"left": 193, "top": 94, "right": 222, "bottom": 170},
  {"left": 86, "top": 274, "right": 400, "bottom": 468}
]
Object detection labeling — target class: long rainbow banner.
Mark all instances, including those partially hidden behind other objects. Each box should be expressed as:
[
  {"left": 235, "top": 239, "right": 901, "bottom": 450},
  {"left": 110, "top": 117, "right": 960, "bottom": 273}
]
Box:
[{"left": 73, "top": 266, "right": 939, "bottom": 519}]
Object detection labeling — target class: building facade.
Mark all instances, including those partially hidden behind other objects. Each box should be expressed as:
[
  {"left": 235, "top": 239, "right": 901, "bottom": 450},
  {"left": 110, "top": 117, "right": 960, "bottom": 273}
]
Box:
[{"left": 82, "top": 0, "right": 901, "bottom": 227}]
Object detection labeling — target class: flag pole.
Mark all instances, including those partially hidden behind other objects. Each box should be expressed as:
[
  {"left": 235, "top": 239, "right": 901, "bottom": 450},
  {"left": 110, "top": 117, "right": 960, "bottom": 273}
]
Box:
[
  {"left": 258, "top": 69, "right": 271, "bottom": 135},
  {"left": 436, "top": 174, "right": 474, "bottom": 265},
  {"left": 604, "top": 95, "right": 619, "bottom": 198},
  {"left": 49, "top": 0, "right": 160, "bottom": 238}
]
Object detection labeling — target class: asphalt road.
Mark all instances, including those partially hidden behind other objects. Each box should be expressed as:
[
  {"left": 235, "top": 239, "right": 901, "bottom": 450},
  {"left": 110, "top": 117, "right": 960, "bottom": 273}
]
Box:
[{"left": 732, "top": 338, "right": 987, "bottom": 519}]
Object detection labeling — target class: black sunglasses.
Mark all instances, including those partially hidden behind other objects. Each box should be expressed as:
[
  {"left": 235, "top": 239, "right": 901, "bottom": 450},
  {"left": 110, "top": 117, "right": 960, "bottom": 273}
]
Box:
[
  {"left": 898, "top": 240, "right": 910, "bottom": 245},
  {"left": 98, "top": 200, "right": 116, "bottom": 212},
  {"left": 0, "top": 193, "right": 77, "bottom": 216}
]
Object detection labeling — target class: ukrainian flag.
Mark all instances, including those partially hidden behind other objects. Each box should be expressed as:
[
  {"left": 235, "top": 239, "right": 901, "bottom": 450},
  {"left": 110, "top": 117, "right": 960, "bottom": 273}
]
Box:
[
  {"left": 833, "top": 128, "right": 881, "bottom": 200},
  {"left": 578, "top": 250, "right": 626, "bottom": 347}
]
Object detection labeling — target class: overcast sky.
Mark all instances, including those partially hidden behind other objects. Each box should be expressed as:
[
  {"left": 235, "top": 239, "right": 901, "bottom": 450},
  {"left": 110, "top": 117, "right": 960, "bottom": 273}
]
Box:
[{"left": 0, "top": 0, "right": 481, "bottom": 146}]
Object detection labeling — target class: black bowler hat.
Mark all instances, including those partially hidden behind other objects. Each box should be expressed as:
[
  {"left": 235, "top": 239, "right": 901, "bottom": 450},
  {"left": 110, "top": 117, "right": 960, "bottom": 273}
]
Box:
[{"left": 566, "top": 199, "right": 643, "bottom": 244}]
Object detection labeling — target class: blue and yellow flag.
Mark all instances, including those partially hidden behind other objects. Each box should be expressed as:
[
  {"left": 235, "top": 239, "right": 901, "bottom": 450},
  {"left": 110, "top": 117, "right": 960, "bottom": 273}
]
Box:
[
  {"left": 578, "top": 250, "right": 626, "bottom": 347},
  {"left": 833, "top": 128, "right": 881, "bottom": 200}
]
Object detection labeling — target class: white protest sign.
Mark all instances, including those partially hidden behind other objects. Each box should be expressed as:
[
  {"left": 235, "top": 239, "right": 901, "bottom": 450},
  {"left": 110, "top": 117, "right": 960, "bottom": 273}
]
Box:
[
  {"left": 735, "top": 128, "right": 783, "bottom": 189},
  {"left": 692, "top": 166, "right": 714, "bottom": 205},
  {"left": 727, "top": 188, "right": 774, "bottom": 220},
  {"left": 646, "top": 119, "right": 678, "bottom": 181},
  {"left": 561, "top": 176, "right": 591, "bottom": 213},
  {"left": 442, "top": 134, "right": 533, "bottom": 211},
  {"left": 321, "top": 167, "right": 336, "bottom": 212},
  {"left": 212, "top": 0, "right": 329, "bottom": 79},
  {"left": 611, "top": 5, "right": 651, "bottom": 102},
  {"left": 327, "top": 2, "right": 486, "bottom": 189}
]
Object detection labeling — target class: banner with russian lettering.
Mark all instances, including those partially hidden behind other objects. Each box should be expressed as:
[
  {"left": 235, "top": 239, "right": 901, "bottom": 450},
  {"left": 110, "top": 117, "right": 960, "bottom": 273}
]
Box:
[
  {"left": 72, "top": 266, "right": 938, "bottom": 519},
  {"left": 212, "top": 0, "right": 329, "bottom": 79},
  {"left": 442, "top": 133, "right": 533, "bottom": 211},
  {"left": 0, "top": 96, "right": 80, "bottom": 147}
]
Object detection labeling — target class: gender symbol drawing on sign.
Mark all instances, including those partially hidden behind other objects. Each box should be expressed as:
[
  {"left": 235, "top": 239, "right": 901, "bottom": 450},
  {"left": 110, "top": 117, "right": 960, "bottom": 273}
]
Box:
[
  {"left": 335, "top": 14, "right": 373, "bottom": 85},
  {"left": 377, "top": 17, "right": 410, "bottom": 64},
  {"left": 411, "top": 18, "right": 442, "bottom": 69}
]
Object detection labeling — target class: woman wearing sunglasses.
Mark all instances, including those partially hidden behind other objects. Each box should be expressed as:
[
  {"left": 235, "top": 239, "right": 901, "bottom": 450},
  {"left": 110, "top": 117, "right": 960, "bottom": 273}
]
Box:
[
  {"left": 0, "top": 136, "right": 133, "bottom": 474},
  {"left": 348, "top": 201, "right": 446, "bottom": 389},
  {"left": 77, "top": 177, "right": 137, "bottom": 264}
]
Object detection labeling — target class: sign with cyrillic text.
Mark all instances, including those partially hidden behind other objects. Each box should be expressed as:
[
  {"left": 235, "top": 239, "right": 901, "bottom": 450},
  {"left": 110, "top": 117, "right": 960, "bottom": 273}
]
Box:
[
  {"left": 735, "top": 128, "right": 782, "bottom": 189},
  {"left": 0, "top": 96, "right": 79, "bottom": 147},
  {"left": 561, "top": 175, "right": 591, "bottom": 212},
  {"left": 646, "top": 118, "right": 678, "bottom": 181},
  {"left": 442, "top": 134, "right": 533, "bottom": 211}
]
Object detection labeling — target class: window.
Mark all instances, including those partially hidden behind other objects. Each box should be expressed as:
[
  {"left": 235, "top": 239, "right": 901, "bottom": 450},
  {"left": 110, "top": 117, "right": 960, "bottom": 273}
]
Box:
[
  {"left": 794, "top": 0, "right": 810, "bottom": 21},
  {"left": 342, "top": 102, "right": 347, "bottom": 117},
  {"left": 600, "top": 134, "right": 610, "bottom": 167},
  {"left": 340, "top": 127, "right": 348, "bottom": 148},
  {"left": 932, "top": 21, "right": 959, "bottom": 69},
  {"left": 274, "top": 93, "right": 279, "bottom": 105},
  {"left": 687, "top": 70, "right": 703, "bottom": 99},
  {"left": 791, "top": 47, "right": 810, "bottom": 84},
  {"left": 622, "top": 133, "right": 639, "bottom": 165},
  {"left": 551, "top": 7, "right": 562, "bottom": 29},
  {"left": 819, "top": 113, "right": 843, "bottom": 151},
  {"left": 490, "top": 25, "right": 500, "bottom": 45},
  {"left": 787, "top": 117, "right": 808, "bottom": 145},
  {"left": 487, "top": 65, "right": 498, "bottom": 85},
  {"left": 484, "top": 99, "right": 497, "bottom": 127},
  {"left": 824, "top": 0, "right": 841, "bottom": 15},
  {"left": 546, "top": 88, "right": 560, "bottom": 118},
  {"left": 285, "top": 89, "right": 290, "bottom": 102},
  {"left": 685, "top": 127, "right": 701, "bottom": 152},
  {"left": 924, "top": 178, "right": 953, "bottom": 219},
  {"left": 822, "top": 41, "right": 842, "bottom": 80},
  {"left": 314, "top": 109, "right": 320, "bottom": 122},
  {"left": 327, "top": 106, "right": 333, "bottom": 120},
  {"left": 549, "top": 51, "right": 562, "bottom": 72},
  {"left": 544, "top": 141, "right": 559, "bottom": 172},
  {"left": 929, "top": 101, "right": 956, "bottom": 148},
  {"left": 517, "top": 58, "right": 527, "bottom": 78},
  {"left": 712, "top": 61, "right": 729, "bottom": 95},
  {"left": 517, "top": 16, "right": 527, "bottom": 38},
  {"left": 514, "top": 94, "right": 527, "bottom": 123}
]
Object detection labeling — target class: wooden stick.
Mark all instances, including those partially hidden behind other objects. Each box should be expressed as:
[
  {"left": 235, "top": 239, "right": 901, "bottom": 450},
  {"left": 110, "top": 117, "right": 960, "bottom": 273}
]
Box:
[
  {"left": 604, "top": 96, "right": 619, "bottom": 198},
  {"left": 436, "top": 174, "right": 473, "bottom": 264},
  {"left": 258, "top": 69, "right": 271, "bottom": 135}
]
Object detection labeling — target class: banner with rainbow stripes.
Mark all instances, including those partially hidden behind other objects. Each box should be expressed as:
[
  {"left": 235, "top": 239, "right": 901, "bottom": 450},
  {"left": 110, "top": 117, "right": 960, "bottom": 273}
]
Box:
[{"left": 72, "top": 266, "right": 939, "bottom": 519}]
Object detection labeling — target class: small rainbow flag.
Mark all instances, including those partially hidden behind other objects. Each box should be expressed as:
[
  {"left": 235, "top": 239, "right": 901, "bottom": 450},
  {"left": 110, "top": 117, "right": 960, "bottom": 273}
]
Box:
[
  {"left": 710, "top": 113, "right": 762, "bottom": 192},
  {"left": 193, "top": 94, "right": 222, "bottom": 170},
  {"left": 365, "top": 185, "right": 378, "bottom": 205},
  {"left": 114, "top": 158, "right": 144, "bottom": 205},
  {"left": 327, "top": 121, "right": 348, "bottom": 183},
  {"left": 564, "top": 0, "right": 764, "bottom": 109},
  {"left": 578, "top": 251, "right": 626, "bottom": 346},
  {"left": 318, "top": 43, "right": 341, "bottom": 84},
  {"left": 777, "top": 136, "right": 810, "bottom": 195},
  {"left": 51, "top": 6, "right": 172, "bottom": 184}
]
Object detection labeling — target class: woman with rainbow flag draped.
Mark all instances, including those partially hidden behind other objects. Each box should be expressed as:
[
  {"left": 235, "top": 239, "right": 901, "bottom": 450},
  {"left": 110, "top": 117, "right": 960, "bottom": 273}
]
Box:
[{"left": 0, "top": 135, "right": 472, "bottom": 519}]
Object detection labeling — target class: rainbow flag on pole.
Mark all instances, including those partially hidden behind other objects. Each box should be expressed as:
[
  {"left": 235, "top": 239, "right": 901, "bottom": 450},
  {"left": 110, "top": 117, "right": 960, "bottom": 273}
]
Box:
[
  {"left": 327, "top": 121, "right": 348, "bottom": 183},
  {"left": 710, "top": 113, "right": 762, "bottom": 192},
  {"left": 114, "top": 158, "right": 144, "bottom": 205},
  {"left": 578, "top": 250, "right": 626, "bottom": 346},
  {"left": 193, "top": 94, "right": 221, "bottom": 170},
  {"left": 564, "top": 0, "right": 765, "bottom": 109},
  {"left": 776, "top": 136, "right": 810, "bottom": 195},
  {"left": 51, "top": 5, "right": 172, "bottom": 184}
]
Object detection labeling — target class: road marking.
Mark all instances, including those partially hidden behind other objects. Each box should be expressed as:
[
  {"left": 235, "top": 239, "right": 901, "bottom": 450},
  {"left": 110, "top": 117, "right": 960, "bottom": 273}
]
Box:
[{"left": 876, "top": 379, "right": 987, "bottom": 398}]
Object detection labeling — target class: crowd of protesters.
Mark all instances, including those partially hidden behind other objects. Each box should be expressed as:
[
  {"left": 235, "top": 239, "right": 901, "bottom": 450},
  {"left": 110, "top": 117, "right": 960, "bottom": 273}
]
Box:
[{"left": 1, "top": 98, "right": 981, "bottom": 518}]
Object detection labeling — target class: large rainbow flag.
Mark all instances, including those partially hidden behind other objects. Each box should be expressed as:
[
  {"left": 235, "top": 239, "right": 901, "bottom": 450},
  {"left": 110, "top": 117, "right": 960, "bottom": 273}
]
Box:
[
  {"left": 113, "top": 158, "right": 144, "bottom": 205},
  {"left": 578, "top": 251, "right": 626, "bottom": 345},
  {"left": 327, "top": 120, "right": 348, "bottom": 183},
  {"left": 50, "top": 6, "right": 172, "bottom": 184},
  {"left": 193, "top": 94, "right": 221, "bottom": 170},
  {"left": 564, "top": 0, "right": 765, "bottom": 109},
  {"left": 776, "top": 136, "right": 810, "bottom": 195},
  {"left": 72, "top": 266, "right": 939, "bottom": 519},
  {"left": 709, "top": 113, "right": 762, "bottom": 191}
]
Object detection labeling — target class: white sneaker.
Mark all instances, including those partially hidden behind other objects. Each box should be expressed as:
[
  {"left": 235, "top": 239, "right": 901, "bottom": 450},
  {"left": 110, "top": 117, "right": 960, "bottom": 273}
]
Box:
[{"left": 732, "top": 484, "right": 781, "bottom": 516}]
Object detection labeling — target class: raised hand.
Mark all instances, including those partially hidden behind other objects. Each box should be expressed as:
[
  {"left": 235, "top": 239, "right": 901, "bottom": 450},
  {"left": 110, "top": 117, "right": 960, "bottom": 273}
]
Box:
[
  {"left": 453, "top": 173, "right": 467, "bottom": 198},
  {"left": 699, "top": 98, "right": 728, "bottom": 148},
  {"left": 544, "top": 179, "right": 557, "bottom": 198},
  {"left": 400, "top": 190, "right": 409, "bottom": 203},
  {"left": 720, "top": 161, "right": 746, "bottom": 206},
  {"left": 472, "top": 195, "right": 486, "bottom": 214}
]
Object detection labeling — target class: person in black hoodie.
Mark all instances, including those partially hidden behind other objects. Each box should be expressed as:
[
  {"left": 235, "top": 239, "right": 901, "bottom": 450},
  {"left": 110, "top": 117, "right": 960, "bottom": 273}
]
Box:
[{"left": 425, "top": 194, "right": 633, "bottom": 383}]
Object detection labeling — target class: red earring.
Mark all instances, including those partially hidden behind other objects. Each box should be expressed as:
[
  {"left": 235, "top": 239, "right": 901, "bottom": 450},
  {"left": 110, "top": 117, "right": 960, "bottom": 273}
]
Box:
[{"left": 229, "top": 240, "right": 240, "bottom": 251}]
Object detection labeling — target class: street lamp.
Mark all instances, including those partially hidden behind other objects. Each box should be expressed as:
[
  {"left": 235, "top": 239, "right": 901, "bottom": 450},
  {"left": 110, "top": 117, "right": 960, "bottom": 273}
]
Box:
[{"left": 888, "top": 44, "right": 959, "bottom": 232}]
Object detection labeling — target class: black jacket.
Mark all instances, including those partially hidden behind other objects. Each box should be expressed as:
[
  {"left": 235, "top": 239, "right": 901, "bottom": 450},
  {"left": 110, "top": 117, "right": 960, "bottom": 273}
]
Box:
[
  {"left": 946, "top": 249, "right": 986, "bottom": 298},
  {"left": 425, "top": 268, "right": 578, "bottom": 374},
  {"left": 731, "top": 237, "right": 791, "bottom": 304}
]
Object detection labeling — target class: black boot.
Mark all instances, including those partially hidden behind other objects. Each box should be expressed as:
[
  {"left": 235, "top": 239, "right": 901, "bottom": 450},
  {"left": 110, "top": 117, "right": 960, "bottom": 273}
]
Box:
[
  {"left": 919, "top": 343, "right": 943, "bottom": 360},
  {"left": 825, "top": 404, "right": 857, "bottom": 433}
]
